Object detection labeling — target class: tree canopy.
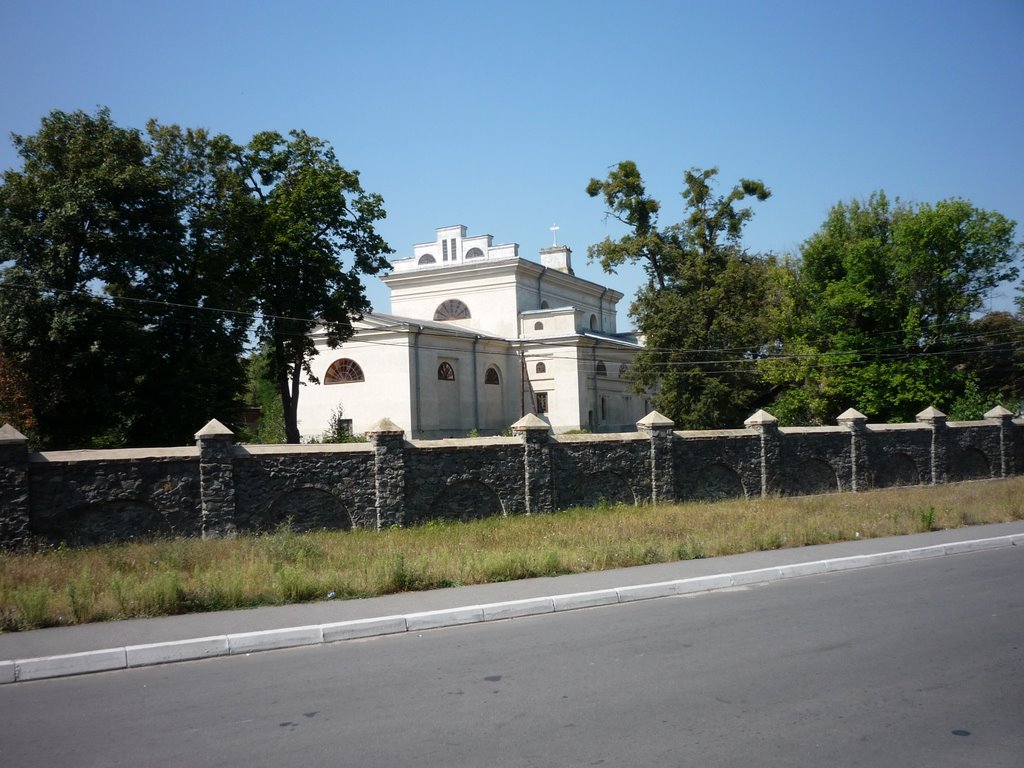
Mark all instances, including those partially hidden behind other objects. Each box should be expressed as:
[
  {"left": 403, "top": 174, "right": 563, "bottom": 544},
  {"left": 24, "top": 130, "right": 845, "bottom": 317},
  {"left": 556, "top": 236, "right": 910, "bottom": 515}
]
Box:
[
  {"left": 760, "top": 192, "right": 1021, "bottom": 423},
  {"left": 0, "top": 108, "right": 391, "bottom": 448},
  {"left": 588, "top": 162, "right": 775, "bottom": 428}
]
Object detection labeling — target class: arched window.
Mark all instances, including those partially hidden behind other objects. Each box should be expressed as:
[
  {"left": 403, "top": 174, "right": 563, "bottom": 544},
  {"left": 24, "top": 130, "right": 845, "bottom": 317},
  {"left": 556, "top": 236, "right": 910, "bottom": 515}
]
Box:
[
  {"left": 434, "top": 299, "right": 471, "bottom": 321},
  {"left": 533, "top": 321, "right": 544, "bottom": 331},
  {"left": 540, "top": 300, "right": 550, "bottom": 309},
  {"left": 618, "top": 363, "right": 630, "bottom": 379},
  {"left": 437, "top": 362, "right": 456, "bottom": 380},
  {"left": 485, "top": 366, "right": 500, "bottom": 385},
  {"left": 325, "top": 358, "right": 364, "bottom": 384},
  {"left": 590, "top": 314, "right": 598, "bottom": 330},
  {"left": 596, "top": 360, "right": 607, "bottom": 377},
  {"left": 535, "top": 362, "right": 547, "bottom": 374},
  {"left": 465, "top": 247, "right": 484, "bottom": 259},
  {"left": 418, "top": 254, "right": 436, "bottom": 265}
]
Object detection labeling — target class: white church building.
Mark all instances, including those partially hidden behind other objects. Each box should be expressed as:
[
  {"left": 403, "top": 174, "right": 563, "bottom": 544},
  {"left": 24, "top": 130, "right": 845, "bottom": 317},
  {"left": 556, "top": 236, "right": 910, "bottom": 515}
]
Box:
[{"left": 296, "top": 225, "right": 649, "bottom": 439}]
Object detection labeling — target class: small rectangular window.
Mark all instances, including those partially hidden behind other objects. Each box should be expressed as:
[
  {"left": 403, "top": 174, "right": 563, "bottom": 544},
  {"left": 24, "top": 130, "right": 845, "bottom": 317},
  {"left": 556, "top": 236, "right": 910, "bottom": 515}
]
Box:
[{"left": 535, "top": 392, "right": 549, "bottom": 413}]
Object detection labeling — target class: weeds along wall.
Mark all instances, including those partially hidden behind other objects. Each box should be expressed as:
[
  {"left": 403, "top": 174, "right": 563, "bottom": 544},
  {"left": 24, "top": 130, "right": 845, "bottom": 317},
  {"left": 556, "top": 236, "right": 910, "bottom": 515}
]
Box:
[{"left": 0, "top": 407, "right": 1021, "bottom": 548}]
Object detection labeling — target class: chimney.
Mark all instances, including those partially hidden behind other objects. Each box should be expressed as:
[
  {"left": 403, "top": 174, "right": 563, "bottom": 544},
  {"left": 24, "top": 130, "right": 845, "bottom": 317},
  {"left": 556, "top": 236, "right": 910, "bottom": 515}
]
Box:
[{"left": 540, "top": 245, "right": 573, "bottom": 275}]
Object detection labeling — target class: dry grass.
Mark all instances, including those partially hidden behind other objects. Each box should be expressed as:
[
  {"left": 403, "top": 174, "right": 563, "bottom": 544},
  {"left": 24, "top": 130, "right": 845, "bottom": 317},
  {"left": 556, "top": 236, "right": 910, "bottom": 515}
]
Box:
[{"left": 2, "top": 477, "right": 1022, "bottom": 631}]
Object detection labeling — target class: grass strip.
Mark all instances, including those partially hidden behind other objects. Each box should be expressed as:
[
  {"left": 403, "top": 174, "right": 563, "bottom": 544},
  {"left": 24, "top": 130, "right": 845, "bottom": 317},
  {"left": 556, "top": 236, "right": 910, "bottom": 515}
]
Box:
[{"left": 2, "top": 477, "right": 1022, "bottom": 631}]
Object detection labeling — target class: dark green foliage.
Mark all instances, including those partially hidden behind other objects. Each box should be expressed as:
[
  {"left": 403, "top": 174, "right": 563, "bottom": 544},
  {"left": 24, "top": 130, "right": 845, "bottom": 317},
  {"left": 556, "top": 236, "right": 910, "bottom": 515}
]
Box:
[
  {"left": 0, "top": 109, "right": 168, "bottom": 448},
  {"left": 588, "top": 162, "right": 775, "bottom": 428},
  {"left": 762, "top": 193, "right": 1021, "bottom": 423},
  {"left": 0, "top": 108, "right": 391, "bottom": 449}
]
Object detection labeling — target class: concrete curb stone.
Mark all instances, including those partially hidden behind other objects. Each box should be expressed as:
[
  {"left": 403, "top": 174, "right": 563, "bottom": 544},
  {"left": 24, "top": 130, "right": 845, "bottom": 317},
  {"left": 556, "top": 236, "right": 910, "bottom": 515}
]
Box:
[
  {"left": 227, "top": 625, "right": 323, "bottom": 655},
  {"left": 126, "top": 636, "right": 229, "bottom": 668},
  {"left": 16, "top": 648, "right": 127, "bottom": 681}
]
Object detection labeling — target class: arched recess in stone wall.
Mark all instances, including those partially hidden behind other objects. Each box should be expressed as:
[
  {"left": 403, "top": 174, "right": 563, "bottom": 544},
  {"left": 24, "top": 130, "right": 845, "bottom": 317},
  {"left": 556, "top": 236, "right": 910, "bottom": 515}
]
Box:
[
  {"left": 259, "top": 487, "right": 353, "bottom": 532},
  {"left": 692, "top": 463, "right": 746, "bottom": 501},
  {"left": 41, "top": 500, "right": 173, "bottom": 545},
  {"left": 429, "top": 480, "right": 504, "bottom": 522},
  {"left": 783, "top": 458, "right": 839, "bottom": 495},
  {"left": 566, "top": 471, "right": 637, "bottom": 509},
  {"left": 950, "top": 448, "right": 991, "bottom": 481},
  {"left": 872, "top": 453, "right": 919, "bottom": 488}
]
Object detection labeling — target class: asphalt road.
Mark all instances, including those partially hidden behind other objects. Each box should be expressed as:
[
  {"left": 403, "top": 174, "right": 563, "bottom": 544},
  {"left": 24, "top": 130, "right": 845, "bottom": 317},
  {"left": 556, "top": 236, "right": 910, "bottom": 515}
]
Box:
[{"left": 2, "top": 546, "right": 1021, "bottom": 767}]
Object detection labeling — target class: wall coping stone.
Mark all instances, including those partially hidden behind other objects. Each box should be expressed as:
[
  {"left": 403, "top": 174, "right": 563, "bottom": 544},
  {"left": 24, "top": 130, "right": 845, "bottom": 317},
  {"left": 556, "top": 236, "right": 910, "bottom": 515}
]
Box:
[
  {"left": 408, "top": 436, "right": 521, "bottom": 449},
  {"left": 234, "top": 443, "right": 373, "bottom": 456},
  {"left": 30, "top": 447, "right": 199, "bottom": 462},
  {"left": 553, "top": 432, "right": 649, "bottom": 444},
  {"left": 673, "top": 428, "right": 752, "bottom": 439}
]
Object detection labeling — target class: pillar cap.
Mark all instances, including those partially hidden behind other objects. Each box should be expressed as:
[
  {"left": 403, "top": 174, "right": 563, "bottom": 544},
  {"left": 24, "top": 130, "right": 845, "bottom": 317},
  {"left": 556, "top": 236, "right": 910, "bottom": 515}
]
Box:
[
  {"left": 195, "top": 419, "right": 234, "bottom": 440},
  {"left": 915, "top": 406, "right": 947, "bottom": 422},
  {"left": 366, "top": 417, "right": 404, "bottom": 436},
  {"left": 637, "top": 410, "right": 675, "bottom": 429},
  {"left": 744, "top": 409, "right": 778, "bottom": 428},
  {"left": 0, "top": 424, "right": 28, "bottom": 444},
  {"left": 984, "top": 405, "right": 1014, "bottom": 420},
  {"left": 511, "top": 413, "right": 550, "bottom": 432},
  {"left": 837, "top": 408, "right": 868, "bottom": 424}
]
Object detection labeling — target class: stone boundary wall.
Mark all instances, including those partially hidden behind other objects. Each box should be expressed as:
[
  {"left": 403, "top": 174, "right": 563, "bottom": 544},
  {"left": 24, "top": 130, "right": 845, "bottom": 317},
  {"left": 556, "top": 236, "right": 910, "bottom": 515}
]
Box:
[{"left": 0, "top": 407, "right": 1020, "bottom": 548}]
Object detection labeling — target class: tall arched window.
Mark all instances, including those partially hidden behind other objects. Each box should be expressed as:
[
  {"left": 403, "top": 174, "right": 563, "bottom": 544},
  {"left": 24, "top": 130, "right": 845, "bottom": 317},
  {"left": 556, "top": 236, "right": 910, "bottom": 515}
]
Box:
[
  {"left": 596, "top": 361, "right": 607, "bottom": 377},
  {"left": 590, "top": 314, "right": 598, "bottom": 330},
  {"left": 437, "top": 362, "right": 456, "bottom": 380},
  {"left": 434, "top": 299, "right": 471, "bottom": 321},
  {"left": 485, "top": 366, "right": 500, "bottom": 385},
  {"left": 619, "top": 363, "right": 630, "bottom": 379},
  {"left": 325, "top": 358, "right": 364, "bottom": 384}
]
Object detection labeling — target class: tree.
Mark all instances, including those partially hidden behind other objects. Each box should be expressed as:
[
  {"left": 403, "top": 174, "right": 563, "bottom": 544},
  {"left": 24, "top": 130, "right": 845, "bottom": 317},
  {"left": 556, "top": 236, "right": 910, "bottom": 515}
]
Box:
[
  {"left": 761, "top": 193, "right": 1021, "bottom": 423},
  {"left": 116, "top": 121, "right": 254, "bottom": 445},
  {"left": 237, "top": 131, "right": 392, "bottom": 443},
  {"left": 0, "top": 108, "right": 168, "bottom": 448},
  {"left": 587, "top": 162, "right": 775, "bottom": 428}
]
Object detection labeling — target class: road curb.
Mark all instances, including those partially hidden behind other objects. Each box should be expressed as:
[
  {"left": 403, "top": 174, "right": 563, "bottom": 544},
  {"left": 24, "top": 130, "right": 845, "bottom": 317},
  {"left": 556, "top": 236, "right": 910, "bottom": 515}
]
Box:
[{"left": 4, "top": 533, "right": 1021, "bottom": 684}]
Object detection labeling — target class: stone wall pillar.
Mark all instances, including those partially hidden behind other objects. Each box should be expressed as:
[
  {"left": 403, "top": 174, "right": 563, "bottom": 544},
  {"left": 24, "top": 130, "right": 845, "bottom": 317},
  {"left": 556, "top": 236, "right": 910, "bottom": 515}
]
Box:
[
  {"left": 637, "top": 411, "right": 675, "bottom": 505},
  {"left": 0, "top": 424, "right": 31, "bottom": 549},
  {"left": 915, "top": 406, "right": 948, "bottom": 485},
  {"left": 837, "top": 408, "right": 868, "bottom": 492},
  {"left": 195, "top": 419, "right": 237, "bottom": 538},
  {"left": 512, "top": 414, "right": 553, "bottom": 514},
  {"left": 984, "top": 406, "right": 1014, "bottom": 478},
  {"left": 368, "top": 418, "right": 406, "bottom": 530},
  {"left": 744, "top": 409, "right": 781, "bottom": 498}
]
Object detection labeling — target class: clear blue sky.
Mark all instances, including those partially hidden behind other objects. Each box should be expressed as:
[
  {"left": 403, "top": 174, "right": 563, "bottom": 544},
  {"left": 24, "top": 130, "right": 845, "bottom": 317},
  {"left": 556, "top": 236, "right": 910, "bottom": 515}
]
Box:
[{"left": 2, "top": 0, "right": 1022, "bottom": 323}]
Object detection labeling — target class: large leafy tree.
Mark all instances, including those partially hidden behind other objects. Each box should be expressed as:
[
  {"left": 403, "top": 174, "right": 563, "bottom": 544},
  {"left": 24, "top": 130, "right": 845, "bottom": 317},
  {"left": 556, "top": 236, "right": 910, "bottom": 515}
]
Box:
[
  {"left": 1, "top": 109, "right": 392, "bottom": 448},
  {"left": 0, "top": 108, "right": 169, "bottom": 448},
  {"left": 587, "top": 162, "right": 775, "bottom": 428},
  {"left": 762, "top": 193, "right": 1021, "bottom": 423},
  {"left": 118, "top": 121, "right": 254, "bottom": 445},
  {"left": 237, "top": 131, "right": 392, "bottom": 443}
]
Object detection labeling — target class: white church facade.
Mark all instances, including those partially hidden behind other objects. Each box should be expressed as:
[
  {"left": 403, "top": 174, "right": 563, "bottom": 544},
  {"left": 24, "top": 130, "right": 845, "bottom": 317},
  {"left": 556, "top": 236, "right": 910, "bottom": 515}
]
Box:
[{"left": 296, "top": 225, "right": 650, "bottom": 439}]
